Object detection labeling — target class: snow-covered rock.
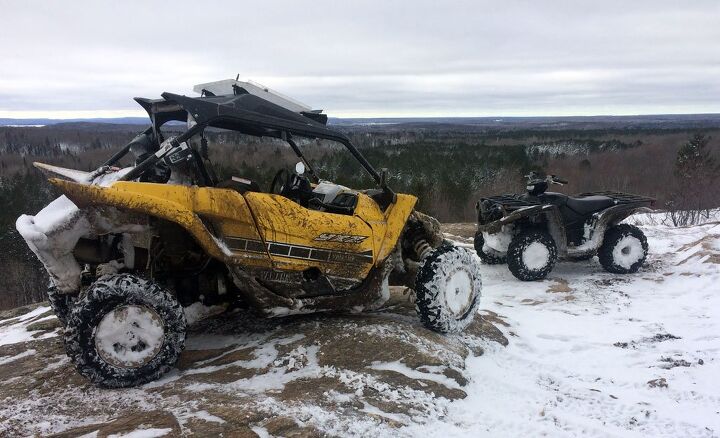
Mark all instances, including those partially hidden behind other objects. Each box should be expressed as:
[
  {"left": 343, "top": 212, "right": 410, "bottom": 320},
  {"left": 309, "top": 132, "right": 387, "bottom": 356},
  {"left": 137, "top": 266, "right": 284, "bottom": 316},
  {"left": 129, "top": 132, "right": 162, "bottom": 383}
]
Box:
[{"left": 0, "top": 291, "right": 504, "bottom": 436}]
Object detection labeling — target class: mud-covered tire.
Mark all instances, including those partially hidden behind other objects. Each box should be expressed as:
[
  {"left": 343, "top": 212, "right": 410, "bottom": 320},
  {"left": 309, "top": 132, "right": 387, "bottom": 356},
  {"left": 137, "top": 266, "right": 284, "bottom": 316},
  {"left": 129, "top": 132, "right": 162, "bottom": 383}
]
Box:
[
  {"left": 64, "top": 274, "right": 186, "bottom": 388},
  {"left": 415, "top": 243, "right": 482, "bottom": 333},
  {"left": 598, "top": 224, "right": 648, "bottom": 274},
  {"left": 507, "top": 229, "right": 557, "bottom": 281},
  {"left": 47, "top": 284, "right": 75, "bottom": 326},
  {"left": 473, "top": 232, "right": 507, "bottom": 265}
]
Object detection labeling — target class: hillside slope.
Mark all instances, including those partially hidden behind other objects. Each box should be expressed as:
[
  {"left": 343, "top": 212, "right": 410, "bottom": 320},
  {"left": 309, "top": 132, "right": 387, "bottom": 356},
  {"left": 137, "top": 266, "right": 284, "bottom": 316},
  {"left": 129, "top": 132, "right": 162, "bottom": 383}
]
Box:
[{"left": 1, "top": 219, "right": 719, "bottom": 437}]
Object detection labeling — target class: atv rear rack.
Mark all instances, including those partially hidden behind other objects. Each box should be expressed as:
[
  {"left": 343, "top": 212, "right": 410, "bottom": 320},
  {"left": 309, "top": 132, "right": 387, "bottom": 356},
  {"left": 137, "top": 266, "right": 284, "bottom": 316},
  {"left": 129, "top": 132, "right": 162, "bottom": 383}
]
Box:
[{"left": 575, "top": 191, "right": 655, "bottom": 205}]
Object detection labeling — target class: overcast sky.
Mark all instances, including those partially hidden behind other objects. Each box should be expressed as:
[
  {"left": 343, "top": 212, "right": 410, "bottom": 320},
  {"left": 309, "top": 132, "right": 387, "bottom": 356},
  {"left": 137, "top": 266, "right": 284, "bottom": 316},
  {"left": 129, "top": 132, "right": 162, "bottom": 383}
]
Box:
[{"left": 0, "top": 0, "right": 718, "bottom": 118}]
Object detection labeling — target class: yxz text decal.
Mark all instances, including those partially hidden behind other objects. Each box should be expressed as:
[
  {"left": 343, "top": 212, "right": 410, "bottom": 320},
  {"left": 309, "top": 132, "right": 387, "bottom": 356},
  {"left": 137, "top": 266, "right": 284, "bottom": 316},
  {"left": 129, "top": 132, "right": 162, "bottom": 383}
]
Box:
[
  {"left": 224, "top": 237, "right": 373, "bottom": 265},
  {"left": 313, "top": 233, "right": 368, "bottom": 244}
]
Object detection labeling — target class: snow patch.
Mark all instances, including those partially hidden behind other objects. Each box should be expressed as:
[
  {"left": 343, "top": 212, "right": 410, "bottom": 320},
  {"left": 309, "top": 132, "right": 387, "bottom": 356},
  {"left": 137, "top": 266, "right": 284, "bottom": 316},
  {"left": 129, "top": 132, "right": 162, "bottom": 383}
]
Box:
[
  {"left": 107, "top": 427, "right": 172, "bottom": 438},
  {"left": 0, "top": 349, "right": 36, "bottom": 365},
  {"left": 368, "top": 360, "right": 461, "bottom": 390},
  {"left": 183, "top": 302, "right": 228, "bottom": 326}
]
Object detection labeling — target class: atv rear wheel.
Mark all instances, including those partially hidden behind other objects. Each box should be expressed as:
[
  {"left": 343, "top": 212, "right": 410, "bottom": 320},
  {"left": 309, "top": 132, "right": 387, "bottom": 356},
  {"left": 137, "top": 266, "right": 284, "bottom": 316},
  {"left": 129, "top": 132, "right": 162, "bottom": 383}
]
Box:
[
  {"left": 64, "top": 274, "right": 186, "bottom": 388},
  {"left": 415, "top": 243, "right": 482, "bottom": 333},
  {"left": 473, "top": 232, "right": 507, "bottom": 264},
  {"left": 598, "top": 224, "right": 648, "bottom": 274},
  {"left": 507, "top": 229, "right": 557, "bottom": 281}
]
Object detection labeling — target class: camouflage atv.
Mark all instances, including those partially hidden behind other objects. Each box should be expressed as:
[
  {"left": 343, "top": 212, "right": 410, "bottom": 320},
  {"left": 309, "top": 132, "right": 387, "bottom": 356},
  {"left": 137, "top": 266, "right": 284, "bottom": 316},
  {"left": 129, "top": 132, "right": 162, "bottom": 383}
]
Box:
[{"left": 17, "top": 80, "right": 482, "bottom": 387}]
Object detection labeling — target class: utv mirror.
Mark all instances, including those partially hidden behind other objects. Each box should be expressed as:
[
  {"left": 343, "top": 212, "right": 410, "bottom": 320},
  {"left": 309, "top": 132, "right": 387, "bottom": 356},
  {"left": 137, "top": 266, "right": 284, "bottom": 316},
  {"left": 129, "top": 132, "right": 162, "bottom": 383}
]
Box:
[{"left": 295, "top": 161, "right": 306, "bottom": 175}]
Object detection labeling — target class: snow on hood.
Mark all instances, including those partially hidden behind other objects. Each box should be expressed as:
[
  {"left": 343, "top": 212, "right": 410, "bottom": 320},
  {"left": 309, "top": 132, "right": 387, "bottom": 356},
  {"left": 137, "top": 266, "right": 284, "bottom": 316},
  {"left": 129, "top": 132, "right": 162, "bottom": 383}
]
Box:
[{"left": 15, "top": 167, "right": 135, "bottom": 293}]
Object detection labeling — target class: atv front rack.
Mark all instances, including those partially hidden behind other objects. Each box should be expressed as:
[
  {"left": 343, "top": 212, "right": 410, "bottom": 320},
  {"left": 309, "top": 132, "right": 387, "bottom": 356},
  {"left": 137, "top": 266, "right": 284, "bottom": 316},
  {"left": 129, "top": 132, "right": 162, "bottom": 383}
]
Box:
[{"left": 480, "top": 194, "right": 541, "bottom": 209}]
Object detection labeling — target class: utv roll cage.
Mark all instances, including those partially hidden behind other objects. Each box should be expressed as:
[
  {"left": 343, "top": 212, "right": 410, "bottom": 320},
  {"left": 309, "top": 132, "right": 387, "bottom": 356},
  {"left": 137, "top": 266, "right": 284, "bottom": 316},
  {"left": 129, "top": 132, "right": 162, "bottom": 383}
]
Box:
[{"left": 97, "top": 86, "right": 395, "bottom": 202}]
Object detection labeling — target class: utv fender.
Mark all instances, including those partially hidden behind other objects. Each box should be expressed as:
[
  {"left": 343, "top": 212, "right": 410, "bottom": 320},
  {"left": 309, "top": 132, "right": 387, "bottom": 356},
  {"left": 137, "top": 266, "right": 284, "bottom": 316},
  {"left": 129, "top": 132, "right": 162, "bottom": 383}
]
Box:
[
  {"left": 49, "top": 179, "right": 250, "bottom": 264},
  {"left": 375, "top": 194, "right": 417, "bottom": 264}
]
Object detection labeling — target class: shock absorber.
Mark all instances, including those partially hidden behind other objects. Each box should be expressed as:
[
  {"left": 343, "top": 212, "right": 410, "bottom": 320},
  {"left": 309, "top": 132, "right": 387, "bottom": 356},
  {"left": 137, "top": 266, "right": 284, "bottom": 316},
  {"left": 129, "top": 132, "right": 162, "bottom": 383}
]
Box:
[{"left": 413, "top": 237, "right": 432, "bottom": 260}]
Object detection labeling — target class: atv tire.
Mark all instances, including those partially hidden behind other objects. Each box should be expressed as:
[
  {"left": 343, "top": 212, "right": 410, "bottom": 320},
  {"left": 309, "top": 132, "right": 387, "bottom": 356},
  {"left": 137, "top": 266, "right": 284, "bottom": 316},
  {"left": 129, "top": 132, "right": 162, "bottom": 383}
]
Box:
[
  {"left": 64, "top": 274, "right": 186, "bottom": 388},
  {"left": 47, "top": 284, "right": 75, "bottom": 326},
  {"left": 598, "top": 224, "right": 648, "bottom": 274},
  {"left": 473, "top": 232, "right": 507, "bottom": 265},
  {"left": 507, "top": 229, "right": 557, "bottom": 281},
  {"left": 415, "top": 243, "right": 482, "bottom": 333}
]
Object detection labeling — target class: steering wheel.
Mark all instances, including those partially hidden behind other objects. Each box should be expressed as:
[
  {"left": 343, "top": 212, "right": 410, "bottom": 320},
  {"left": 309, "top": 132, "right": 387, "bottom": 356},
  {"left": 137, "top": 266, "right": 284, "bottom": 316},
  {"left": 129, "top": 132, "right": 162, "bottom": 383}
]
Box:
[{"left": 270, "top": 168, "right": 291, "bottom": 195}]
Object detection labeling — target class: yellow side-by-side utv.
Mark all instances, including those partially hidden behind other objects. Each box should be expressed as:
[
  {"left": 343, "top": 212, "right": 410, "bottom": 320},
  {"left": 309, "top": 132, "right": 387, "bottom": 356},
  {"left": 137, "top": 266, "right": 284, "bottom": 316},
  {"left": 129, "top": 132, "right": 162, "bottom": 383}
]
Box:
[{"left": 17, "top": 80, "right": 482, "bottom": 387}]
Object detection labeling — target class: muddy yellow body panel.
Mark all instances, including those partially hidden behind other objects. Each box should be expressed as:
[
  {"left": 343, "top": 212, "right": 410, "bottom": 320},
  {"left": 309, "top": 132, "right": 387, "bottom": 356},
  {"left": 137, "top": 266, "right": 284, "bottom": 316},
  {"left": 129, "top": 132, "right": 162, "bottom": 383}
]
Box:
[{"left": 51, "top": 179, "right": 417, "bottom": 280}]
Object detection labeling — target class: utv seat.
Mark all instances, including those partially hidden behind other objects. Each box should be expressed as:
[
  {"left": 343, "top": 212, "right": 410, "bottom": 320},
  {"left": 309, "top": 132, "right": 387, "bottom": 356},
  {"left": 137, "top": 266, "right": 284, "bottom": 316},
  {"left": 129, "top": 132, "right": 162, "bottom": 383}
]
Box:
[
  {"left": 566, "top": 195, "right": 615, "bottom": 215},
  {"left": 217, "top": 176, "right": 261, "bottom": 193}
]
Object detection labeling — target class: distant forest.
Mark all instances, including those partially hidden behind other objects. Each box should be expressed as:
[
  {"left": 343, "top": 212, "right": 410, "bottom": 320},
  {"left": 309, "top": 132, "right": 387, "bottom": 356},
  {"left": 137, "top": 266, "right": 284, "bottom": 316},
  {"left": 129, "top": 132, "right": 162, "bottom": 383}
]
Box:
[{"left": 1, "top": 121, "right": 719, "bottom": 309}]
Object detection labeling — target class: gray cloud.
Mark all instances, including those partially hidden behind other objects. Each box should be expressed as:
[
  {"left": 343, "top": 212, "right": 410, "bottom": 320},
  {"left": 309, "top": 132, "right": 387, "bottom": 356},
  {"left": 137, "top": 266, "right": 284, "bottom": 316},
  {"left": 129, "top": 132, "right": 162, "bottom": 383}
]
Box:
[{"left": 0, "top": 0, "right": 718, "bottom": 117}]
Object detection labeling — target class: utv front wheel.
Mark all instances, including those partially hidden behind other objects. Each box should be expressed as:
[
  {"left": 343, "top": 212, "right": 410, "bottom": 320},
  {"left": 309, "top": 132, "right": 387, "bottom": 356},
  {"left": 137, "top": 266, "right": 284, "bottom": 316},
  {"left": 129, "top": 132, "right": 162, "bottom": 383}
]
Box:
[
  {"left": 598, "top": 224, "right": 648, "bottom": 274},
  {"left": 64, "top": 274, "right": 186, "bottom": 388},
  {"left": 415, "top": 243, "right": 482, "bottom": 333},
  {"left": 473, "top": 232, "right": 507, "bottom": 265},
  {"left": 47, "top": 284, "right": 75, "bottom": 326},
  {"left": 507, "top": 229, "right": 557, "bottom": 281}
]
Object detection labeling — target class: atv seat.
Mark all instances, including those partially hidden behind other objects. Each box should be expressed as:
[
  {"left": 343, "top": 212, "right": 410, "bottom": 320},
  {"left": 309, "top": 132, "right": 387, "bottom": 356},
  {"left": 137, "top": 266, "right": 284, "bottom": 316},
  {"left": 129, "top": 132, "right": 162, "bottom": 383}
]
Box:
[
  {"left": 566, "top": 195, "right": 615, "bottom": 215},
  {"left": 217, "top": 176, "right": 261, "bottom": 193}
]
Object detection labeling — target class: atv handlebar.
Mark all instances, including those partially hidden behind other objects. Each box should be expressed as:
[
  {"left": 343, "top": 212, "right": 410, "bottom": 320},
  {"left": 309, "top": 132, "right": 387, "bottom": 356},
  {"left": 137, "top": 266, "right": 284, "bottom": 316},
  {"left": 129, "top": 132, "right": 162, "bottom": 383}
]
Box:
[{"left": 551, "top": 176, "right": 568, "bottom": 185}]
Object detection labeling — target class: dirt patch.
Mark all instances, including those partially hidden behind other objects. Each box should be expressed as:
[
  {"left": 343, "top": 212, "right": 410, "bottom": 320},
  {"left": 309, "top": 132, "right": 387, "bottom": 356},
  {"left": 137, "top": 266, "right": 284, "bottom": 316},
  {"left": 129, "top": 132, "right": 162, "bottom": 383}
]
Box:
[
  {"left": 676, "top": 234, "right": 720, "bottom": 265},
  {"left": 647, "top": 377, "right": 668, "bottom": 389},
  {"left": 614, "top": 333, "right": 681, "bottom": 349},
  {"left": 658, "top": 356, "right": 692, "bottom": 369},
  {"left": 441, "top": 223, "right": 477, "bottom": 240},
  {"left": 547, "top": 279, "right": 572, "bottom": 293}
]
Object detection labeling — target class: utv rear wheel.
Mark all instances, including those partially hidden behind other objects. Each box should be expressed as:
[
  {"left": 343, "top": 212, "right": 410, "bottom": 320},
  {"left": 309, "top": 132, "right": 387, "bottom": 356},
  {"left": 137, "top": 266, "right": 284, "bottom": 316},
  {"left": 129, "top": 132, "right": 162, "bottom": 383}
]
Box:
[
  {"left": 598, "top": 224, "right": 648, "bottom": 274},
  {"left": 473, "top": 232, "right": 507, "bottom": 265},
  {"left": 64, "top": 274, "right": 186, "bottom": 388},
  {"left": 47, "top": 284, "right": 75, "bottom": 326},
  {"left": 507, "top": 229, "right": 557, "bottom": 281},
  {"left": 415, "top": 243, "right": 482, "bottom": 333}
]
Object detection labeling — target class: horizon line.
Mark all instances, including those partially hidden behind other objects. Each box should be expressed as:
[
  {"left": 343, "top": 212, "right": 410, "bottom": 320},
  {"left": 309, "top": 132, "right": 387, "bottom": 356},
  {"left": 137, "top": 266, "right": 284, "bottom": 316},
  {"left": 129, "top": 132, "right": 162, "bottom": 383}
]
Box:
[{"left": 1, "top": 111, "right": 720, "bottom": 122}]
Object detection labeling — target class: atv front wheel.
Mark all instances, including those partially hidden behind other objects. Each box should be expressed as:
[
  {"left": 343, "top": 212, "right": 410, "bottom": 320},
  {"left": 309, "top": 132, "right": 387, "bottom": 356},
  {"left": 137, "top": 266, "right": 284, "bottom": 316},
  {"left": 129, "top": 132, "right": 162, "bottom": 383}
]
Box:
[
  {"left": 507, "top": 229, "right": 557, "bottom": 281},
  {"left": 415, "top": 243, "right": 482, "bottom": 333},
  {"left": 473, "top": 232, "right": 507, "bottom": 265},
  {"left": 64, "top": 274, "right": 186, "bottom": 388},
  {"left": 598, "top": 224, "right": 648, "bottom": 274}
]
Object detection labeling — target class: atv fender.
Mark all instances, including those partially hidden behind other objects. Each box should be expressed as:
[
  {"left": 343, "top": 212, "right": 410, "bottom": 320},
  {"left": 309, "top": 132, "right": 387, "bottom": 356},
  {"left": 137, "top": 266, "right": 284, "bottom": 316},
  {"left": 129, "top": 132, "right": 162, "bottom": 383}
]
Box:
[
  {"left": 478, "top": 204, "right": 555, "bottom": 234},
  {"left": 563, "top": 204, "right": 653, "bottom": 258}
]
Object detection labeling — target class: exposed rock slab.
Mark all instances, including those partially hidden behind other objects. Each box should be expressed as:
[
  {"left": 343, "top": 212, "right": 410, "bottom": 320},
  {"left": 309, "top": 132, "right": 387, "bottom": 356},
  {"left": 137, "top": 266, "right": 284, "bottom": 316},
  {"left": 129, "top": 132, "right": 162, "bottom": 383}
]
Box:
[{"left": 0, "top": 300, "right": 505, "bottom": 436}]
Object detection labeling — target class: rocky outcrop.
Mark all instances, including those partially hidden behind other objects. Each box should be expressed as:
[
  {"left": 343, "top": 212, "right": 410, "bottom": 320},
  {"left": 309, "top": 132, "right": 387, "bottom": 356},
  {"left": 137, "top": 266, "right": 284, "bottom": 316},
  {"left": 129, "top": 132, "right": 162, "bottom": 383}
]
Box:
[{"left": 0, "top": 296, "right": 505, "bottom": 436}]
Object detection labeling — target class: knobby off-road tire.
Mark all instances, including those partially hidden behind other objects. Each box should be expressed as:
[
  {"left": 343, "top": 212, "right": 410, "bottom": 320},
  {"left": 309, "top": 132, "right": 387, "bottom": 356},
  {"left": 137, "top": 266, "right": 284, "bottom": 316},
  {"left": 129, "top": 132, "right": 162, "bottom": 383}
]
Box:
[
  {"left": 415, "top": 243, "right": 482, "bottom": 333},
  {"left": 64, "top": 274, "right": 186, "bottom": 388},
  {"left": 507, "top": 229, "right": 558, "bottom": 281},
  {"left": 473, "top": 232, "right": 507, "bottom": 265},
  {"left": 598, "top": 224, "right": 648, "bottom": 274},
  {"left": 47, "top": 284, "right": 75, "bottom": 326}
]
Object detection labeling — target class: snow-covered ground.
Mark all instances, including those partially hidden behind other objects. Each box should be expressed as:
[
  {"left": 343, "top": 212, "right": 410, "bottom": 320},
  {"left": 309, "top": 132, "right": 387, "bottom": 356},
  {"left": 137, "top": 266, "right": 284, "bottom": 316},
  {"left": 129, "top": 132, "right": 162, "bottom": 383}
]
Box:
[
  {"left": 0, "top": 217, "right": 718, "bottom": 437},
  {"left": 430, "top": 217, "right": 720, "bottom": 437}
]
